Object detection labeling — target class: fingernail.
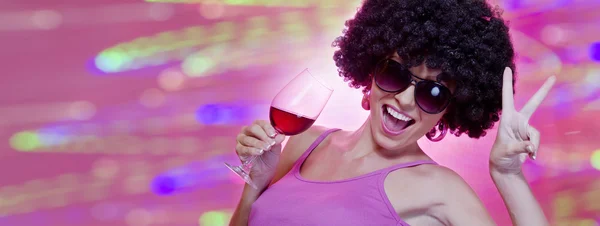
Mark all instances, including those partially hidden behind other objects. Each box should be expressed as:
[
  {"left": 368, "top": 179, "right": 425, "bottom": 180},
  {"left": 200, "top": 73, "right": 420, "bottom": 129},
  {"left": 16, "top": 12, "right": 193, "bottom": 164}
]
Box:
[
  {"left": 526, "top": 145, "right": 533, "bottom": 153},
  {"left": 532, "top": 154, "right": 537, "bottom": 160},
  {"left": 269, "top": 131, "right": 277, "bottom": 137},
  {"left": 269, "top": 140, "right": 276, "bottom": 146},
  {"left": 259, "top": 149, "right": 264, "bottom": 155}
]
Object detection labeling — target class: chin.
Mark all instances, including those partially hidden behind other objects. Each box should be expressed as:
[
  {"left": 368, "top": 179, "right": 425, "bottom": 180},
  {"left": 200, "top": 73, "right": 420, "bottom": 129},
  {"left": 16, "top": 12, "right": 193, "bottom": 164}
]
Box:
[{"left": 370, "top": 114, "right": 417, "bottom": 151}]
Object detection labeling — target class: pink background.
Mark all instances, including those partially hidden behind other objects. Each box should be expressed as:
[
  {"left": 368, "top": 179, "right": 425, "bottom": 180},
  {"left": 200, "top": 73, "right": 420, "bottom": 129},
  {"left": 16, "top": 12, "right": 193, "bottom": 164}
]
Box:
[{"left": 0, "top": 0, "right": 599, "bottom": 225}]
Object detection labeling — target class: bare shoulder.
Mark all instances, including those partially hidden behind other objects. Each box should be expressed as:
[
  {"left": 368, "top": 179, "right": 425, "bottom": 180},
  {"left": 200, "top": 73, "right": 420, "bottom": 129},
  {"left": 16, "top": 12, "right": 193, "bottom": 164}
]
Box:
[
  {"left": 384, "top": 164, "right": 463, "bottom": 208},
  {"left": 385, "top": 164, "right": 494, "bottom": 225},
  {"left": 285, "top": 125, "right": 331, "bottom": 149},
  {"left": 269, "top": 125, "right": 332, "bottom": 185}
]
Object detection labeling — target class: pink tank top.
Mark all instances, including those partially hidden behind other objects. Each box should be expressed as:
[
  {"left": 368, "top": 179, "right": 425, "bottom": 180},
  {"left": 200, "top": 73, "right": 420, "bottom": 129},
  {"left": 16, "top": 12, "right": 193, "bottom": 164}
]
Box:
[{"left": 249, "top": 129, "right": 437, "bottom": 226}]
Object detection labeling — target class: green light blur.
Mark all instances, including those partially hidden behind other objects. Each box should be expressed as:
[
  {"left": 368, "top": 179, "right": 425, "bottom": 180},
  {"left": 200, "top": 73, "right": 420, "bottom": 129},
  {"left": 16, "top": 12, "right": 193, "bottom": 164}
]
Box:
[
  {"left": 591, "top": 149, "right": 600, "bottom": 170},
  {"left": 181, "top": 44, "right": 225, "bottom": 76},
  {"left": 280, "top": 12, "right": 311, "bottom": 43},
  {"left": 199, "top": 211, "right": 230, "bottom": 226},
  {"left": 10, "top": 131, "right": 41, "bottom": 151},
  {"left": 95, "top": 50, "right": 131, "bottom": 73},
  {"left": 182, "top": 55, "right": 216, "bottom": 76},
  {"left": 94, "top": 6, "right": 356, "bottom": 74}
]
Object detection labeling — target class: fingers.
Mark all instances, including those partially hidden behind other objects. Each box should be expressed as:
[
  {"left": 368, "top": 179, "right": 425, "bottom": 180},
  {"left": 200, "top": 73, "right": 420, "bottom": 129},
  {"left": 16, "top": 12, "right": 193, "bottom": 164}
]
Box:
[
  {"left": 235, "top": 142, "right": 263, "bottom": 162},
  {"left": 506, "top": 125, "right": 540, "bottom": 160},
  {"left": 273, "top": 134, "right": 286, "bottom": 145},
  {"left": 255, "top": 120, "right": 278, "bottom": 138},
  {"left": 237, "top": 133, "right": 272, "bottom": 152},
  {"left": 243, "top": 123, "right": 276, "bottom": 147},
  {"left": 235, "top": 120, "right": 282, "bottom": 162},
  {"left": 502, "top": 67, "right": 515, "bottom": 111},
  {"left": 527, "top": 127, "right": 540, "bottom": 160},
  {"left": 520, "top": 76, "right": 556, "bottom": 119}
]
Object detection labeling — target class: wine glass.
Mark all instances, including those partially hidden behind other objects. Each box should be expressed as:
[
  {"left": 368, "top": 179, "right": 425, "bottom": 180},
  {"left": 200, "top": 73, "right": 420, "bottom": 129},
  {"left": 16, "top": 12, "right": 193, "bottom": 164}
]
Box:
[{"left": 225, "top": 68, "right": 333, "bottom": 189}]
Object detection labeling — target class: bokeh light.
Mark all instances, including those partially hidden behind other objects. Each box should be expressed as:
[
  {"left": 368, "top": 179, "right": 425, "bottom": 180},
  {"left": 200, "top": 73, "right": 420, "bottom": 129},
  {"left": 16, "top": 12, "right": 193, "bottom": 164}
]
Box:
[
  {"left": 151, "top": 175, "right": 177, "bottom": 195},
  {"left": 151, "top": 159, "right": 232, "bottom": 195},
  {"left": 10, "top": 131, "right": 41, "bottom": 151},
  {"left": 591, "top": 149, "right": 600, "bottom": 170},
  {"left": 92, "top": 158, "right": 120, "bottom": 180},
  {"left": 158, "top": 68, "right": 186, "bottom": 91},
  {"left": 584, "top": 68, "right": 600, "bottom": 98},
  {"left": 199, "top": 211, "right": 230, "bottom": 226},
  {"left": 67, "top": 101, "right": 97, "bottom": 120},
  {"left": 125, "top": 208, "right": 153, "bottom": 226},
  {"left": 199, "top": 1, "right": 226, "bottom": 20},
  {"left": 182, "top": 51, "right": 218, "bottom": 77},
  {"left": 90, "top": 202, "right": 120, "bottom": 221},
  {"left": 541, "top": 25, "right": 567, "bottom": 46},
  {"left": 591, "top": 42, "right": 600, "bottom": 62},
  {"left": 195, "top": 103, "right": 251, "bottom": 125},
  {"left": 30, "top": 10, "right": 62, "bottom": 30},
  {"left": 95, "top": 50, "right": 131, "bottom": 73},
  {"left": 139, "top": 88, "right": 166, "bottom": 108}
]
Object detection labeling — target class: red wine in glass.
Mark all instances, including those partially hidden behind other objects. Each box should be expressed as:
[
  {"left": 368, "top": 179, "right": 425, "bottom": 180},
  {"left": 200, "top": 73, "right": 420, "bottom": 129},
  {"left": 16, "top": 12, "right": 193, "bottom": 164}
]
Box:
[
  {"left": 269, "top": 107, "right": 316, "bottom": 136},
  {"left": 225, "top": 68, "right": 333, "bottom": 189}
]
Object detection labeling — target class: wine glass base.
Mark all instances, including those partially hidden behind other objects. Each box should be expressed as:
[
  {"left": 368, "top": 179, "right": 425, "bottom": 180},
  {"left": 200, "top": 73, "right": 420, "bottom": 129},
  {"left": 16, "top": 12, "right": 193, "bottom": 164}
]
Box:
[{"left": 224, "top": 162, "right": 258, "bottom": 189}]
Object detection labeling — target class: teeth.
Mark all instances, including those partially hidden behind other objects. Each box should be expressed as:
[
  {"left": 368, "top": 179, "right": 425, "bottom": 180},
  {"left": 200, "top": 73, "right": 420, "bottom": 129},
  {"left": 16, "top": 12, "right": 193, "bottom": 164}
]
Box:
[{"left": 386, "top": 106, "right": 411, "bottom": 121}]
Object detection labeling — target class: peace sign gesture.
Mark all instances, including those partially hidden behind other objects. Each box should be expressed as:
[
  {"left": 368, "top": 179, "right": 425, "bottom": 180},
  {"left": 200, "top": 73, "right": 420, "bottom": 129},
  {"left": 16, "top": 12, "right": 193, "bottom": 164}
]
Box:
[{"left": 490, "top": 67, "right": 556, "bottom": 175}]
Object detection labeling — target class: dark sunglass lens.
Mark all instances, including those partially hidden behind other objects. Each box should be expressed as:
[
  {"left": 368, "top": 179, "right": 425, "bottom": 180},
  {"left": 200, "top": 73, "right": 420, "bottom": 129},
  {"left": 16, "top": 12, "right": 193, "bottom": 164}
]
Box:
[
  {"left": 415, "top": 81, "right": 451, "bottom": 113},
  {"left": 375, "top": 61, "right": 411, "bottom": 92}
]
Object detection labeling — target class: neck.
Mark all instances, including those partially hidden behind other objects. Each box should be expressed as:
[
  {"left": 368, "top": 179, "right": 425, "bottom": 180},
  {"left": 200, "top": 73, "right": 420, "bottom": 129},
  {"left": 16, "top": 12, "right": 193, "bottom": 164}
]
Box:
[{"left": 338, "top": 115, "right": 422, "bottom": 160}]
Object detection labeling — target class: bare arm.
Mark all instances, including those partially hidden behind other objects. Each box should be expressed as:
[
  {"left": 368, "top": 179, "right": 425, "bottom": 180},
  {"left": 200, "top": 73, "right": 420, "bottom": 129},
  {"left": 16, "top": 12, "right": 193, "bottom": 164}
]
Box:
[
  {"left": 490, "top": 168, "right": 548, "bottom": 225},
  {"left": 229, "top": 126, "right": 325, "bottom": 226},
  {"left": 438, "top": 166, "right": 546, "bottom": 226},
  {"left": 229, "top": 184, "right": 264, "bottom": 226},
  {"left": 434, "top": 168, "right": 496, "bottom": 226}
]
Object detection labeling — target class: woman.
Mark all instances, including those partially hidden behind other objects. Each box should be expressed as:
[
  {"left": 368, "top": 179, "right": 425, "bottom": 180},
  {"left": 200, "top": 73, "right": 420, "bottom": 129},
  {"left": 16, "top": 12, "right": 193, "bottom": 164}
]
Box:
[{"left": 230, "top": 0, "right": 555, "bottom": 225}]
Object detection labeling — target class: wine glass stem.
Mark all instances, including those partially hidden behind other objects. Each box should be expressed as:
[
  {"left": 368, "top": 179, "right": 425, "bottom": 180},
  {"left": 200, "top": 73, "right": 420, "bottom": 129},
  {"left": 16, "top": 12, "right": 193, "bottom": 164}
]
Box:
[{"left": 242, "top": 155, "right": 258, "bottom": 171}]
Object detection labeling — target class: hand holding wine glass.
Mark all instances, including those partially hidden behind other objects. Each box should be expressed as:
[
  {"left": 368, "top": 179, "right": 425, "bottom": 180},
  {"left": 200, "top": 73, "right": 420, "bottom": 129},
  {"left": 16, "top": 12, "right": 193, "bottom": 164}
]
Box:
[
  {"left": 233, "top": 120, "right": 286, "bottom": 190},
  {"left": 225, "top": 69, "right": 333, "bottom": 189}
]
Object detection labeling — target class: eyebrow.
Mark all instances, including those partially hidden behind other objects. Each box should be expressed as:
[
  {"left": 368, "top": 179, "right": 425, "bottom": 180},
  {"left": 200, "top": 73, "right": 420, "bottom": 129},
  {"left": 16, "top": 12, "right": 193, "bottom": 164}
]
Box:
[
  {"left": 388, "top": 57, "right": 450, "bottom": 82},
  {"left": 410, "top": 69, "right": 444, "bottom": 82}
]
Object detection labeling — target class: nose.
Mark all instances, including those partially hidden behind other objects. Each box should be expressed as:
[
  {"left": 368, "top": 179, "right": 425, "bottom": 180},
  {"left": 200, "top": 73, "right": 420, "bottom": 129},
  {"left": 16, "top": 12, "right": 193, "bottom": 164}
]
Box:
[{"left": 394, "top": 84, "right": 416, "bottom": 110}]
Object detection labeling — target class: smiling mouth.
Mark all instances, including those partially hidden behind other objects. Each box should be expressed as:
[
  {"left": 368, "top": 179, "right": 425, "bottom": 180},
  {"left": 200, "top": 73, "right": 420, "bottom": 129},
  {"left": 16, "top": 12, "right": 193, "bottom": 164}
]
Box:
[{"left": 381, "top": 104, "right": 415, "bottom": 134}]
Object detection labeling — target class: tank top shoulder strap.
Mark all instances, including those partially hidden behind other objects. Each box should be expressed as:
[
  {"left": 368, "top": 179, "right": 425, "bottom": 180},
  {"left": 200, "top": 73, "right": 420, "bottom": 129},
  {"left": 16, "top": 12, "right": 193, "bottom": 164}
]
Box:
[
  {"left": 376, "top": 160, "right": 439, "bottom": 225},
  {"left": 291, "top": 128, "right": 341, "bottom": 170},
  {"left": 381, "top": 160, "right": 438, "bottom": 174}
]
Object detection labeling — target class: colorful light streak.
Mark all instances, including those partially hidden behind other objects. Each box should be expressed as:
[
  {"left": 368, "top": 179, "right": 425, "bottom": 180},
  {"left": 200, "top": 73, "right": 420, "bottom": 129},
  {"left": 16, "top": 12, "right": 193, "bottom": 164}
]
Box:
[
  {"left": 151, "top": 158, "right": 231, "bottom": 195},
  {"left": 511, "top": 30, "right": 563, "bottom": 81},
  {"left": 12, "top": 133, "right": 214, "bottom": 155},
  {"left": 144, "top": 0, "right": 352, "bottom": 8},
  {"left": 0, "top": 155, "right": 235, "bottom": 216},
  {"left": 93, "top": 8, "right": 351, "bottom": 74}
]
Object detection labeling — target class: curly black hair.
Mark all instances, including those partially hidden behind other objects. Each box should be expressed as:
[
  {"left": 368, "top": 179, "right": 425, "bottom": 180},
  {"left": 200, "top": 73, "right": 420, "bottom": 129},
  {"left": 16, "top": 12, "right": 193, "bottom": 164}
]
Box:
[{"left": 332, "top": 0, "right": 515, "bottom": 138}]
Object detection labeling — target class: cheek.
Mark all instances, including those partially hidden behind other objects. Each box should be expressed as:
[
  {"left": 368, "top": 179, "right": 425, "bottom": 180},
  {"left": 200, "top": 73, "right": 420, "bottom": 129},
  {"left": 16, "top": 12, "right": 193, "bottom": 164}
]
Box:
[{"left": 416, "top": 113, "right": 444, "bottom": 131}]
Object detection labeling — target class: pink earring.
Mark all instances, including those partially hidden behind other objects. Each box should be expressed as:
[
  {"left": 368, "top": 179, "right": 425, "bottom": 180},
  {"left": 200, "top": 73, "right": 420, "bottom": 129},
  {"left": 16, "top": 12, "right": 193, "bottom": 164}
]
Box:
[
  {"left": 362, "top": 91, "right": 370, "bottom": 110},
  {"left": 426, "top": 121, "right": 448, "bottom": 142}
]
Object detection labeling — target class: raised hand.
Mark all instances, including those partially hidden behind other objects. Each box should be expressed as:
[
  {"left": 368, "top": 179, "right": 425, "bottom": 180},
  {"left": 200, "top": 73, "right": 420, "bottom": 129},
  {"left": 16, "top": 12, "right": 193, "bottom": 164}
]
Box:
[
  {"left": 490, "top": 67, "right": 556, "bottom": 174},
  {"left": 234, "top": 120, "right": 286, "bottom": 190}
]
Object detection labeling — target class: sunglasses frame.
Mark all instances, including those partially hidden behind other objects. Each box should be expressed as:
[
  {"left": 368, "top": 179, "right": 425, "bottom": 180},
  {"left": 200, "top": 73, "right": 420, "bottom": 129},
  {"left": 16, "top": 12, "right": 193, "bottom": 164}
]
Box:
[{"left": 374, "top": 59, "right": 453, "bottom": 114}]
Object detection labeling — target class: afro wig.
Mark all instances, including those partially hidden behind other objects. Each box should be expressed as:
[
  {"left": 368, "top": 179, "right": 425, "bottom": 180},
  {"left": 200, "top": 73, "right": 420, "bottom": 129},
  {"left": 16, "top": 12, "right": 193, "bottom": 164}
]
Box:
[{"left": 333, "top": 0, "right": 515, "bottom": 138}]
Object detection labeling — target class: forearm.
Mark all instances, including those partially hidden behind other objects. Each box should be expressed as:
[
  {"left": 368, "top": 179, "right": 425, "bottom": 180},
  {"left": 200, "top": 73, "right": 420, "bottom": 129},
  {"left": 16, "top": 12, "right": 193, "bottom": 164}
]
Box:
[
  {"left": 490, "top": 169, "right": 548, "bottom": 226},
  {"left": 229, "top": 185, "right": 263, "bottom": 226}
]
